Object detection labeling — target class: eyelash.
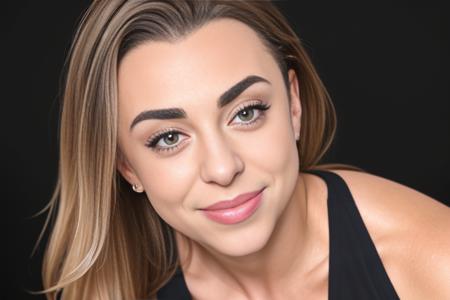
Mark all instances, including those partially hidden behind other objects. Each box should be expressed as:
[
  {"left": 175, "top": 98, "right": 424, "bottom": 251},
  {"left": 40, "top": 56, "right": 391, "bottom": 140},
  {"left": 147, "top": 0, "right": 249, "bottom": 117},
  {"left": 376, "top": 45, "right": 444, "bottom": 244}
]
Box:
[{"left": 145, "top": 101, "right": 271, "bottom": 153}]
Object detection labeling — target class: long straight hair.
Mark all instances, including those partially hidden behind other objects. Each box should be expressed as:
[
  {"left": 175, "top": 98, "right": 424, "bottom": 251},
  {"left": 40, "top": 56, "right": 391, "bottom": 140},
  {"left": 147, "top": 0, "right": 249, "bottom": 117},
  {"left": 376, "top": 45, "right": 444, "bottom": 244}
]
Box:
[{"left": 35, "top": 0, "right": 362, "bottom": 299}]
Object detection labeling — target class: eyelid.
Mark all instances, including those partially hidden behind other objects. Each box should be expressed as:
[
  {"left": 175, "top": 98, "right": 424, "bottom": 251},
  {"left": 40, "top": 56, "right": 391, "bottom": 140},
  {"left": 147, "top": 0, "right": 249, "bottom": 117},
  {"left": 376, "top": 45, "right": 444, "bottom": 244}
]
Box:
[
  {"left": 145, "top": 127, "right": 187, "bottom": 148},
  {"left": 228, "top": 99, "right": 265, "bottom": 123},
  {"left": 147, "top": 99, "right": 265, "bottom": 140},
  {"left": 146, "top": 99, "right": 270, "bottom": 152}
]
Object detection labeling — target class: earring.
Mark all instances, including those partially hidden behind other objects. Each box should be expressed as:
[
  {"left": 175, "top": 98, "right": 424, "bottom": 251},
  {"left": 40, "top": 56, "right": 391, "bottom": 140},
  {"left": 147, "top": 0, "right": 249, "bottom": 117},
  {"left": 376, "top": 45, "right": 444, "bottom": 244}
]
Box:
[{"left": 132, "top": 183, "right": 144, "bottom": 193}]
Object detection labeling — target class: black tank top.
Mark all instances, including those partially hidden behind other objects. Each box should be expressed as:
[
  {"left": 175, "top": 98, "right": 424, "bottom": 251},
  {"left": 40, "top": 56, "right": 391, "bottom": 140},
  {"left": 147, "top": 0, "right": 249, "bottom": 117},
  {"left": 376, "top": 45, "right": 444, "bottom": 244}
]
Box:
[{"left": 156, "top": 169, "right": 400, "bottom": 299}]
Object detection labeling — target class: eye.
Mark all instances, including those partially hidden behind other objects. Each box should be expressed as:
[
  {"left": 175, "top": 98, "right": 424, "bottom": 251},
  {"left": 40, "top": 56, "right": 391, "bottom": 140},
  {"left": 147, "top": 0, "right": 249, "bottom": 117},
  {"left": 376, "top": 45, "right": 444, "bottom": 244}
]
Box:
[
  {"left": 145, "top": 101, "right": 271, "bottom": 154},
  {"left": 229, "top": 101, "right": 271, "bottom": 127},
  {"left": 145, "top": 128, "right": 188, "bottom": 153}
]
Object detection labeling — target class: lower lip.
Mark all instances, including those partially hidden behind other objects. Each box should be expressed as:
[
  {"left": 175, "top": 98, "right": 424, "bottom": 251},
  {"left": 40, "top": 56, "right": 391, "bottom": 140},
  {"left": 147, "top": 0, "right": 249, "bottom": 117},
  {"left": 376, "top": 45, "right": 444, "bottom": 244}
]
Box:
[{"left": 201, "top": 190, "right": 264, "bottom": 225}]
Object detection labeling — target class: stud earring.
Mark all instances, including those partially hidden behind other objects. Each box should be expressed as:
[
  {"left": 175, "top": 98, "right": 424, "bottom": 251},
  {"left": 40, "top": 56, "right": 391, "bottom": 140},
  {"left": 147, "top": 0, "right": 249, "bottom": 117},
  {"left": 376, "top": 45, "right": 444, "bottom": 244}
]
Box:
[{"left": 132, "top": 183, "right": 144, "bottom": 193}]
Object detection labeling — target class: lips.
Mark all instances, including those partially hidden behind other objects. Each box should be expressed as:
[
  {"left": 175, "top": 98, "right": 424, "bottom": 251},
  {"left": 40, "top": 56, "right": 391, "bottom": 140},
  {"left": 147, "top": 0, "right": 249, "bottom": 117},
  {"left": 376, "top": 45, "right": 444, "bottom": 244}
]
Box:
[{"left": 201, "top": 187, "right": 266, "bottom": 211}]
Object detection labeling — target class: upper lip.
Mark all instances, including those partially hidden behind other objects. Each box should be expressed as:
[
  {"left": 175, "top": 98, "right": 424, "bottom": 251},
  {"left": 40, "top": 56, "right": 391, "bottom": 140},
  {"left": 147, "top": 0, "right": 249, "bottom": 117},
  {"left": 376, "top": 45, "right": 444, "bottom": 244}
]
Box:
[{"left": 201, "top": 187, "right": 266, "bottom": 211}]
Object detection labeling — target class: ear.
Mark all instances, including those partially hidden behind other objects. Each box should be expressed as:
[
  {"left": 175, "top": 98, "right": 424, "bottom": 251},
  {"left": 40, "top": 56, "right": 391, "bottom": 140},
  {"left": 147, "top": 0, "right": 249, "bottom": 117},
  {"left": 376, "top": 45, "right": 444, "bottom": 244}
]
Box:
[
  {"left": 287, "top": 69, "right": 302, "bottom": 141},
  {"left": 116, "top": 150, "right": 144, "bottom": 190}
]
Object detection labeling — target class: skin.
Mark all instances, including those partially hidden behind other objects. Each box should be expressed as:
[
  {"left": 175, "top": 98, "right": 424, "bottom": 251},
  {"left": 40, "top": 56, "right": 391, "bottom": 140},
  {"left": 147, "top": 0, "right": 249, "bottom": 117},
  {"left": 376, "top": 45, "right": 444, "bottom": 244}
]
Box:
[{"left": 116, "top": 18, "right": 450, "bottom": 300}]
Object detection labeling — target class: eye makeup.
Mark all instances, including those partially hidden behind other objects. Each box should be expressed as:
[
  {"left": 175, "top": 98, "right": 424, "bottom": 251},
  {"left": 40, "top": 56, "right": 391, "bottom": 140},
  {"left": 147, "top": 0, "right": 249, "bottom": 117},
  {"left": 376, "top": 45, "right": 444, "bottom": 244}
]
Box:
[{"left": 144, "top": 100, "right": 271, "bottom": 154}]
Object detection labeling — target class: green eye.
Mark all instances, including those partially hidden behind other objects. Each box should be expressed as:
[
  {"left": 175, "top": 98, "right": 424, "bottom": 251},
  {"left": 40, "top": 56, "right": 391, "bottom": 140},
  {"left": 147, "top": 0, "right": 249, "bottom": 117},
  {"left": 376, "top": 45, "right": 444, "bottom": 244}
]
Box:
[
  {"left": 162, "top": 132, "right": 179, "bottom": 145},
  {"left": 237, "top": 108, "right": 255, "bottom": 122},
  {"left": 231, "top": 102, "right": 271, "bottom": 126},
  {"left": 145, "top": 129, "right": 186, "bottom": 152},
  {"left": 146, "top": 101, "right": 271, "bottom": 154}
]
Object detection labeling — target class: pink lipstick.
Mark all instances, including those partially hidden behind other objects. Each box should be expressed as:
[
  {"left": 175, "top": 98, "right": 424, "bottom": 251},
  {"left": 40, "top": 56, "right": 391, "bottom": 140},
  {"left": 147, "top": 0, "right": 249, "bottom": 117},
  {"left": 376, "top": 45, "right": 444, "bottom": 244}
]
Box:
[{"left": 200, "top": 187, "right": 266, "bottom": 225}]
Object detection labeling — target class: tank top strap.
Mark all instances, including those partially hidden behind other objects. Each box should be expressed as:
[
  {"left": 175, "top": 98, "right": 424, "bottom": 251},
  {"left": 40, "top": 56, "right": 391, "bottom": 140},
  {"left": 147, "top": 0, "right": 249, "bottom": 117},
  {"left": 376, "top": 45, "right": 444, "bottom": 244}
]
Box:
[
  {"left": 156, "top": 266, "right": 192, "bottom": 300},
  {"left": 304, "top": 169, "right": 400, "bottom": 299}
]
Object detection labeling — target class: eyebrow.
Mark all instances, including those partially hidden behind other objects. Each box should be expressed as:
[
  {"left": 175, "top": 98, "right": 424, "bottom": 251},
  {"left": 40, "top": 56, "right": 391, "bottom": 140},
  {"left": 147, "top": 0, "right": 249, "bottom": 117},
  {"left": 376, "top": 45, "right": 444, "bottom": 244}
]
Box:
[{"left": 129, "top": 75, "right": 271, "bottom": 131}]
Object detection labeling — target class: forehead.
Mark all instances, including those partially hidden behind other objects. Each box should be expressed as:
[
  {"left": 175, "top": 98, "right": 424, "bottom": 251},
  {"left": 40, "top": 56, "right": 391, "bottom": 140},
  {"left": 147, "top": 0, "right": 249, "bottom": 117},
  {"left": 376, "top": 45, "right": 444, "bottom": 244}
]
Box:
[{"left": 117, "top": 18, "right": 278, "bottom": 114}]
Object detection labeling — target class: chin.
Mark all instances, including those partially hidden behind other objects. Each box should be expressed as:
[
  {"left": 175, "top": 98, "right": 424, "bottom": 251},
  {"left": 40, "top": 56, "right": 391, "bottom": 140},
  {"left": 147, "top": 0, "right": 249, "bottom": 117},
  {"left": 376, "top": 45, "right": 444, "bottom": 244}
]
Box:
[{"left": 206, "top": 216, "right": 276, "bottom": 257}]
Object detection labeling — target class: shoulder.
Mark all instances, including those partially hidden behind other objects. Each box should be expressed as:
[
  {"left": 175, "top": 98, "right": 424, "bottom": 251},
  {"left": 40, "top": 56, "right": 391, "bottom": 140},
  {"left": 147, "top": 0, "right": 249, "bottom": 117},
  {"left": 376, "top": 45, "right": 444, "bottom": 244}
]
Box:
[{"left": 328, "top": 169, "right": 450, "bottom": 299}]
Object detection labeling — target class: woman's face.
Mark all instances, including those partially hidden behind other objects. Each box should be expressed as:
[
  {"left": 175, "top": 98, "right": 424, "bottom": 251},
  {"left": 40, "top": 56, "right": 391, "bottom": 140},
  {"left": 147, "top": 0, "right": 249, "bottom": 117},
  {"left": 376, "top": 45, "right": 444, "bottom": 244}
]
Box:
[{"left": 117, "top": 18, "right": 302, "bottom": 256}]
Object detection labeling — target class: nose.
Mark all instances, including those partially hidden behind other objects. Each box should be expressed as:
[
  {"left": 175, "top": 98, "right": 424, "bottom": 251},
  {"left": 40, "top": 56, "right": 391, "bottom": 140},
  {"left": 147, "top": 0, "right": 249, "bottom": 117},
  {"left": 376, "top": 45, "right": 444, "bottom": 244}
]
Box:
[{"left": 199, "top": 133, "right": 244, "bottom": 186}]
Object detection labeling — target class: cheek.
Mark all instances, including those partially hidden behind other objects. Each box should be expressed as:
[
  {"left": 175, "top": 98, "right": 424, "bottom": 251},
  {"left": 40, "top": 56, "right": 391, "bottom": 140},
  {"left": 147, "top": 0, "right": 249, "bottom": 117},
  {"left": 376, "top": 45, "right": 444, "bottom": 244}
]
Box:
[
  {"left": 245, "top": 112, "right": 298, "bottom": 173},
  {"left": 137, "top": 155, "right": 197, "bottom": 216}
]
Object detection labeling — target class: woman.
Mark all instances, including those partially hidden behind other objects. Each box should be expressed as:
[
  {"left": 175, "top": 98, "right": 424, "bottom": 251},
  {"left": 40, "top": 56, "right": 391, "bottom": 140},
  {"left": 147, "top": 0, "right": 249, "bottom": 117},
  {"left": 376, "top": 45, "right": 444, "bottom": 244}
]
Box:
[{"left": 37, "top": 0, "right": 450, "bottom": 299}]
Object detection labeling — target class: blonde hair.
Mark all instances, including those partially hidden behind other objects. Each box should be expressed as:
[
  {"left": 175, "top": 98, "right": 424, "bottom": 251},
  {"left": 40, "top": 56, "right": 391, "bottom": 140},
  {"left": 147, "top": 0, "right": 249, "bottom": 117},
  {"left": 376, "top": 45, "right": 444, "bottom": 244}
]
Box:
[{"left": 34, "top": 0, "right": 362, "bottom": 299}]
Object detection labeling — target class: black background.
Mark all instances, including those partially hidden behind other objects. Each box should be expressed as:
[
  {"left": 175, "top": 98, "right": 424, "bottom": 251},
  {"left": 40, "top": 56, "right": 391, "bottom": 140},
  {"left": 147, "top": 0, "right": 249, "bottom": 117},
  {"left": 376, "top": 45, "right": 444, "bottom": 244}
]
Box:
[{"left": 2, "top": 0, "right": 449, "bottom": 299}]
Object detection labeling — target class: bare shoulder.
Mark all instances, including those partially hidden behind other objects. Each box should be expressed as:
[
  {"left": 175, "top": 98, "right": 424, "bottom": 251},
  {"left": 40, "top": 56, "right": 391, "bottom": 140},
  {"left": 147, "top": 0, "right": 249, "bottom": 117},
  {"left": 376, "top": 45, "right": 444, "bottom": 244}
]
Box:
[{"left": 329, "top": 169, "right": 450, "bottom": 299}]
